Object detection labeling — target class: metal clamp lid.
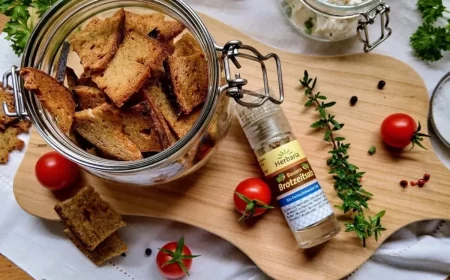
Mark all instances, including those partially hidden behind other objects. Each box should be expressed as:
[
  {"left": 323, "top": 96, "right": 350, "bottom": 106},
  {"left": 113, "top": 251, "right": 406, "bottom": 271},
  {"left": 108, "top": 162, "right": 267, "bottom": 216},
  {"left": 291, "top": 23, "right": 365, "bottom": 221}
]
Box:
[
  {"left": 216, "top": 41, "right": 284, "bottom": 108},
  {"left": 2, "top": 65, "right": 28, "bottom": 120},
  {"left": 357, "top": 2, "right": 392, "bottom": 53}
]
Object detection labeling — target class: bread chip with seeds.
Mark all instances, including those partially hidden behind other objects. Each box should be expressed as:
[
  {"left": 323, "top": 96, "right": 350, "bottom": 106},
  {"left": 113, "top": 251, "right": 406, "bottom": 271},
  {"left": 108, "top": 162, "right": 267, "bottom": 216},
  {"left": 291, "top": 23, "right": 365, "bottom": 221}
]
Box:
[
  {"left": 0, "top": 84, "right": 15, "bottom": 130},
  {"left": 55, "top": 186, "right": 126, "bottom": 251},
  {"left": 72, "top": 86, "right": 108, "bottom": 110},
  {"left": 70, "top": 9, "right": 125, "bottom": 72},
  {"left": 65, "top": 229, "right": 127, "bottom": 266},
  {"left": 92, "top": 31, "right": 167, "bottom": 107},
  {"left": 125, "top": 11, "right": 185, "bottom": 41},
  {"left": 167, "top": 53, "right": 208, "bottom": 114},
  {"left": 144, "top": 84, "right": 200, "bottom": 139},
  {"left": 121, "top": 101, "right": 163, "bottom": 152},
  {"left": 20, "top": 68, "right": 75, "bottom": 133},
  {"left": 0, "top": 126, "right": 25, "bottom": 163},
  {"left": 73, "top": 103, "right": 143, "bottom": 161}
]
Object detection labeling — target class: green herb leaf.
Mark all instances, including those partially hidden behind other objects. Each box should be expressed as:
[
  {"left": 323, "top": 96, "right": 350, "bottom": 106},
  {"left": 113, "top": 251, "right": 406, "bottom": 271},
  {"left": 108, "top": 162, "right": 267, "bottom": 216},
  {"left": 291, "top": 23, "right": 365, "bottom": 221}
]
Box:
[
  {"left": 410, "top": 23, "right": 449, "bottom": 62},
  {"left": 368, "top": 146, "right": 376, "bottom": 155},
  {"left": 417, "top": 0, "right": 446, "bottom": 24}
]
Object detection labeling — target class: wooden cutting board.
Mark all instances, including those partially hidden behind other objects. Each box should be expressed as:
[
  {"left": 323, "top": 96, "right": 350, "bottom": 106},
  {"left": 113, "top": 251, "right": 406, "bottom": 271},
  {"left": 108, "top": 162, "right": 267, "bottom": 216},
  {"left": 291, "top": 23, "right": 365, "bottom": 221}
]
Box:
[{"left": 12, "top": 14, "right": 450, "bottom": 280}]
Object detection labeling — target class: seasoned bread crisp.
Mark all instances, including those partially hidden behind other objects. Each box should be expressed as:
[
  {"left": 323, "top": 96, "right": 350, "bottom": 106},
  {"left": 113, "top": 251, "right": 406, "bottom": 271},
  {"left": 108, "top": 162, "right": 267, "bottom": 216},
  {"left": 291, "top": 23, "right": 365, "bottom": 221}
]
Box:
[
  {"left": 0, "top": 126, "right": 25, "bottom": 163},
  {"left": 167, "top": 53, "right": 208, "bottom": 114},
  {"left": 72, "top": 86, "right": 107, "bottom": 110},
  {"left": 125, "top": 11, "right": 185, "bottom": 41},
  {"left": 144, "top": 84, "right": 200, "bottom": 139},
  {"left": 55, "top": 186, "right": 126, "bottom": 251},
  {"left": 0, "top": 84, "right": 15, "bottom": 130},
  {"left": 20, "top": 67, "right": 75, "bottom": 133},
  {"left": 173, "top": 33, "right": 202, "bottom": 58},
  {"left": 121, "top": 101, "right": 163, "bottom": 152},
  {"left": 69, "top": 9, "right": 125, "bottom": 72},
  {"left": 92, "top": 31, "right": 167, "bottom": 107},
  {"left": 65, "top": 67, "right": 79, "bottom": 90},
  {"left": 65, "top": 229, "right": 127, "bottom": 266},
  {"left": 73, "top": 104, "right": 143, "bottom": 161}
]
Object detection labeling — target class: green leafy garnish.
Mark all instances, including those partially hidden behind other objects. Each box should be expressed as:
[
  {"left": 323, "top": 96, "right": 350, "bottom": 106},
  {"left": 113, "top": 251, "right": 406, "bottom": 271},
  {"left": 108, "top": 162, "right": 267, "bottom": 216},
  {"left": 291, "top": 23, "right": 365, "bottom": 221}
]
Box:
[
  {"left": 0, "top": 0, "right": 57, "bottom": 55},
  {"left": 368, "top": 146, "right": 376, "bottom": 155},
  {"left": 304, "top": 17, "right": 314, "bottom": 35},
  {"left": 301, "top": 70, "right": 386, "bottom": 247},
  {"left": 410, "top": 0, "right": 450, "bottom": 62}
]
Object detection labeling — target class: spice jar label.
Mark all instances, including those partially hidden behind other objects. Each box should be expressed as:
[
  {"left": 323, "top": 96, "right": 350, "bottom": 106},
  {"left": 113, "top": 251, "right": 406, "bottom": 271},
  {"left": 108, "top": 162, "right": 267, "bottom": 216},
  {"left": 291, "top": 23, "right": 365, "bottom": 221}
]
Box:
[{"left": 257, "top": 140, "right": 333, "bottom": 230}]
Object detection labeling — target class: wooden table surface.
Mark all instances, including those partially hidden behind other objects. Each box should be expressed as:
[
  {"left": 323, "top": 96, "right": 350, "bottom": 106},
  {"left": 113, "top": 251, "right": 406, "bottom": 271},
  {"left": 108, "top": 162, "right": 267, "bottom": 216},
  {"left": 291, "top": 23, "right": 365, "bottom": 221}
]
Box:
[{"left": 0, "top": 13, "right": 31, "bottom": 280}]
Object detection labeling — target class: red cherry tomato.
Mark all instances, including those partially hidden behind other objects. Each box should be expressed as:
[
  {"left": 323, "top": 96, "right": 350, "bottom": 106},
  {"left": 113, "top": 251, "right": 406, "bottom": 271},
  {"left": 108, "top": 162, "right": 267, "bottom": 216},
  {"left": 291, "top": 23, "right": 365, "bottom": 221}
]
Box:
[
  {"left": 35, "top": 151, "right": 80, "bottom": 190},
  {"left": 156, "top": 237, "right": 198, "bottom": 279},
  {"left": 380, "top": 113, "right": 418, "bottom": 149},
  {"left": 233, "top": 178, "right": 273, "bottom": 220}
]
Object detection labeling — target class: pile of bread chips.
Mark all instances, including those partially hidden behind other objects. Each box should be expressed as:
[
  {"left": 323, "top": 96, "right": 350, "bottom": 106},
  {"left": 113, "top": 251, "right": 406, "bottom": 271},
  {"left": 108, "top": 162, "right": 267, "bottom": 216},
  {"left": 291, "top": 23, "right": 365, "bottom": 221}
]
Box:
[
  {"left": 0, "top": 83, "right": 31, "bottom": 163},
  {"left": 55, "top": 186, "right": 127, "bottom": 265},
  {"left": 20, "top": 8, "right": 212, "bottom": 161}
]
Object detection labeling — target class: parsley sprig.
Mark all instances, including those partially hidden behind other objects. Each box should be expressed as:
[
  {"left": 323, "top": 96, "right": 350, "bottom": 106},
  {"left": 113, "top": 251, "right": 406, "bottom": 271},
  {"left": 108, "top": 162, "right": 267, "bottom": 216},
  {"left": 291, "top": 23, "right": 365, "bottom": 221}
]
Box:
[
  {"left": 301, "top": 71, "right": 386, "bottom": 247},
  {"left": 0, "top": 0, "right": 57, "bottom": 55},
  {"left": 410, "top": 0, "right": 450, "bottom": 62}
]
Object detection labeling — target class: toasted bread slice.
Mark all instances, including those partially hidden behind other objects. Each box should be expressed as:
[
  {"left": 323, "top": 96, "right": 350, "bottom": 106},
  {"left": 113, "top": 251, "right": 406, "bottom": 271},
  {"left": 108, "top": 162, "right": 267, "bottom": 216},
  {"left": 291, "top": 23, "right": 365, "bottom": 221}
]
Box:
[
  {"left": 92, "top": 31, "right": 167, "bottom": 107},
  {"left": 55, "top": 186, "right": 126, "bottom": 251},
  {"left": 125, "top": 11, "right": 185, "bottom": 41},
  {"left": 144, "top": 84, "right": 200, "bottom": 139},
  {"left": 20, "top": 68, "right": 75, "bottom": 133},
  {"left": 166, "top": 53, "right": 208, "bottom": 114},
  {"left": 72, "top": 86, "right": 108, "bottom": 111},
  {"left": 70, "top": 9, "right": 125, "bottom": 72},
  {"left": 0, "top": 84, "right": 15, "bottom": 130},
  {"left": 73, "top": 104, "right": 143, "bottom": 161},
  {"left": 173, "top": 33, "right": 202, "bottom": 58},
  {"left": 121, "top": 101, "right": 163, "bottom": 152},
  {"left": 65, "top": 229, "right": 127, "bottom": 266},
  {"left": 0, "top": 126, "right": 25, "bottom": 163}
]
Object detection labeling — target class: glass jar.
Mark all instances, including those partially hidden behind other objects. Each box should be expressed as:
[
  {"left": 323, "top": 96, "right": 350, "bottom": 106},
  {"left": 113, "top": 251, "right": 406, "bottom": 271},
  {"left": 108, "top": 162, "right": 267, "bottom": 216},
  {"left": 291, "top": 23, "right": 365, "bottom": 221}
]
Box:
[
  {"left": 279, "top": 0, "right": 392, "bottom": 52},
  {"left": 3, "top": 0, "right": 284, "bottom": 186}
]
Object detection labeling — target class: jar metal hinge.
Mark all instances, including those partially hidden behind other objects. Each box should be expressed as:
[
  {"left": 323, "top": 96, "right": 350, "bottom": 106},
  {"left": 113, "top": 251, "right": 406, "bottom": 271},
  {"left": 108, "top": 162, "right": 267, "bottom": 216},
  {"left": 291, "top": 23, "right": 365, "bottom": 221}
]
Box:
[
  {"left": 2, "top": 65, "right": 28, "bottom": 120},
  {"left": 216, "top": 41, "right": 284, "bottom": 108},
  {"left": 357, "top": 3, "right": 392, "bottom": 53}
]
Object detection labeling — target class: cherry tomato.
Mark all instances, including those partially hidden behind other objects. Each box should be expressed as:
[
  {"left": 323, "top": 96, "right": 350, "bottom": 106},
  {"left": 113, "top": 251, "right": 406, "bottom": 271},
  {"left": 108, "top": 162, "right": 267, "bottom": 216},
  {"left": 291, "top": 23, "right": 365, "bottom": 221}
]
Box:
[
  {"left": 156, "top": 237, "right": 199, "bottom": 279},
  {"left": 35, "top": 151, "right": 80, "bottom": 190},
  {"left": 233, "top": 178, "right": 273, "bottom": 220},
  {"left": 380, "top": 113, "right": 418, "bottom": 149}
]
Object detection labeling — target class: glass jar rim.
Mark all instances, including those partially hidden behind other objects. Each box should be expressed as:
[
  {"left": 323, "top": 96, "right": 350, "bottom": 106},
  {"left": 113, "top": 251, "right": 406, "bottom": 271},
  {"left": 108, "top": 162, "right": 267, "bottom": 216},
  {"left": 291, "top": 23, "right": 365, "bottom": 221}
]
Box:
[
  {"left": 21, "top": 0, "right": 222, "bottom": 172},
  {"left": 299, "top": 0, "right": 380, "bottom": 18}
]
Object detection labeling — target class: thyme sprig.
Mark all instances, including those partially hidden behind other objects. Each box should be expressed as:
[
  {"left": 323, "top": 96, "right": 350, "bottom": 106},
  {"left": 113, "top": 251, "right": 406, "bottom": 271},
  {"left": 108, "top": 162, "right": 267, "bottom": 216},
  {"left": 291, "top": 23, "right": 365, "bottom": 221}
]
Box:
[{"left": 301, "top": 70, "right": 386, "bottom": 247}]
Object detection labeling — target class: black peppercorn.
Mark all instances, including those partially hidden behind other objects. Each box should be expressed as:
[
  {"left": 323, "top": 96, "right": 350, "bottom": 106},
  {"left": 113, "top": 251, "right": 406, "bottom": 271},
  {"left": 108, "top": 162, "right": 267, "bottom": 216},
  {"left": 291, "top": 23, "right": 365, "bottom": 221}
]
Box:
[
  {"left": 145, "top": 248, "right": 152, "bottom": 257},
  {"left": 121, "top": 253, "right": 126, "bottom": 257},
  {"left": 400, "top": 180, "right": 408, "bottom": 188},
  {"left": 350, "top": 96, "right": 358, "bottom": 106},
  {"left": 378, "top": 80, "right": 386, "bottom": 90}
]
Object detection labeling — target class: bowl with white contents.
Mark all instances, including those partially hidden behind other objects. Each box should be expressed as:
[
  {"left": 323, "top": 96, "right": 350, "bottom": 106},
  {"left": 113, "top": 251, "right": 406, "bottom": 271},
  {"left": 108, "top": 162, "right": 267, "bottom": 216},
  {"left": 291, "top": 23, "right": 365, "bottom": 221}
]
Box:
[
  {"left": 279, "top": 0, "right": 392, "bottom": 52},
  {"left": 431, "top": 73, "right": 450, "bottom": 147}
]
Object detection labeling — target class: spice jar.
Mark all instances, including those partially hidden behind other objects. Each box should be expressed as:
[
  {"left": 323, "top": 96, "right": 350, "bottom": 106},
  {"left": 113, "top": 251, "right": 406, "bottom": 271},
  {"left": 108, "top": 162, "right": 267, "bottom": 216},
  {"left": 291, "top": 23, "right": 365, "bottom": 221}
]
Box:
[
  {"left": 237, "top": 94, "right": 340, "bottom": 248},
  {"left": 279, "top": 0, "right": 392, "bottom": 52},
  {"left": 2, "top": 0, "right": 284, "bottom": 186}
]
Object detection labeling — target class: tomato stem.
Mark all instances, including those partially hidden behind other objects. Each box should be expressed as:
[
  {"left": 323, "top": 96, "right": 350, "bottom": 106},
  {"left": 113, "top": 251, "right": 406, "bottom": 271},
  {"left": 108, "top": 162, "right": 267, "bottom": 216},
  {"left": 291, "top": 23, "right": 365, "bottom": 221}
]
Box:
[
  {"left": 410, "top": 121, "right": 430, "bottom": 150},
  {"left": 158, "top": 236, "right": 200, "bottom": 277},
  {"left": 235, "top": 191, "right": 274, "bottom": 221}
]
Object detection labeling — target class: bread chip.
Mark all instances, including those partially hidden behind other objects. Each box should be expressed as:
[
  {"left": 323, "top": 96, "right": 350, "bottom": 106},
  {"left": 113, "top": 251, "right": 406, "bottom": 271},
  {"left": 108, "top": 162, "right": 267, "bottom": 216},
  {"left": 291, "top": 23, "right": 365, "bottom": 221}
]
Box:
[
  {"left": 55, "top": 186, "right": 126, "bottom": 251},
  {"left": 0, "top": 84, "right": 15, "bottom": 130},
  {"left": 167, "top": 53, "right": 208, "bottom": 114},
  {"left": 73, "top": 103, "right": 143, "bottom": 161},
  {"left": 0, "top": 126, "right": 25, "bottom": 163},
  {"left": 121, "top": 101, "right": 163, "bottom": 152},
  {"left": 144, "top": 84, "right": 200, "bottom": 139},
  {"left": 173, "top": 33, "right": 203, "bottom": 58},
  {"left": 65, "top": 67, "right": 79, "bottom": 90},
  {"left": 65, "top": 229, "right": 127, "bottom": 266},
  {"left": 12, "top": 120, "right": 32, "bottom": 133},
  {"left": 125, "top": 11, "right": 185, "bottom": 41},
  {"left": 92, "top": 31, "right": 167, "bottom": 107},
  {"left": 70, "top": 9, "right": 125, "bottom": 72},
  {"left": 20, "top": 68, "right": 75, "bottom": 133},
  {"left": 72, "top": 86, "right": 107, "bottom": 110}
]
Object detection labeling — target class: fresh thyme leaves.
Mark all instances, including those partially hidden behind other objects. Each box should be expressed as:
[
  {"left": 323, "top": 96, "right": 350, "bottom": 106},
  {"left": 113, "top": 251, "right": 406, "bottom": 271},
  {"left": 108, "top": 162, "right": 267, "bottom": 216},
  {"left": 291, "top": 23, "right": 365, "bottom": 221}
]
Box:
[
  {"left": 301, "top": 70, "right": 386, "bottom": 247},
  {"left": 304, "top": 17, "right": 314, "bottom": 35},
  {"left": 0, "top": 0, "right": 57, "bottom": 55},
  {"left": 410, "top": 0, "right": 450, "bottom": 62}
]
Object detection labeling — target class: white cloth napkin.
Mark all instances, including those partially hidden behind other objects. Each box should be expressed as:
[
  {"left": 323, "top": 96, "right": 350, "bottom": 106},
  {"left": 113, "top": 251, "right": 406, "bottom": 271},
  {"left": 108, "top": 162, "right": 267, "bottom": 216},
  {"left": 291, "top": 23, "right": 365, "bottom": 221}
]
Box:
[{"left": 1, "top": 0, "right": 450, "bottom": 279}]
